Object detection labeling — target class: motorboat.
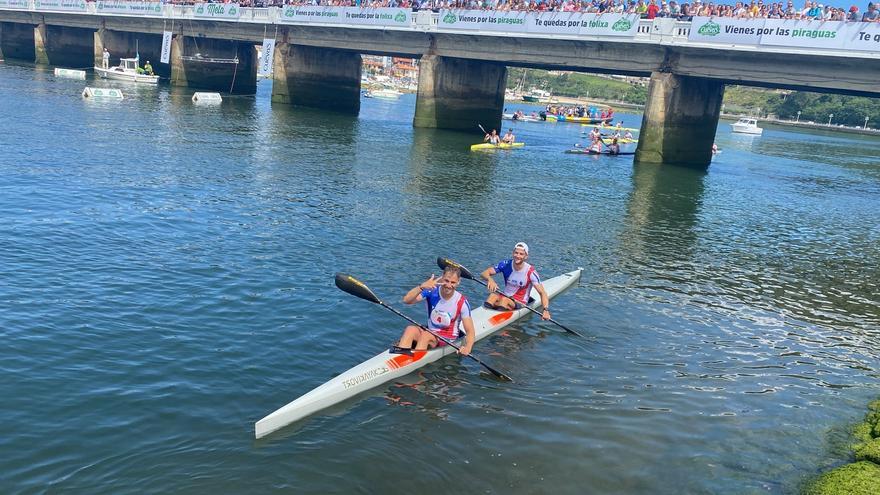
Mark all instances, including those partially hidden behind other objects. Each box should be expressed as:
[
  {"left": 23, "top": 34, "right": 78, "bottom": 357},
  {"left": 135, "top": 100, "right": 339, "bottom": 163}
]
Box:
[
  {"left": 94, "top": 58, "right": 158, "bottom": 84},
  {"left": 730, "top": 118, "right": 763, "bottom": 135},
  {"left": 364, "top": 86, "right": 403, "bottom": 100}
]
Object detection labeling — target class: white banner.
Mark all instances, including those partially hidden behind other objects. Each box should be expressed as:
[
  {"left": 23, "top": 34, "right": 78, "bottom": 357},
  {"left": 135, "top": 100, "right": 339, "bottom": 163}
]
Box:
[
  {"left": 96, "top": 1, "right": 163, "bottom": 16},
  {"left": 193, "top": 3, "right": 240, "bottom": 20},
  {"left": 689, "top": 17, "right": 880, "bottom": 52},
  {"left": 160, "top": 30, "right": 172, "bottom": 64},
  {"left": 0, "top": 0, "right": 30, "bottom": 9},
  {"left": 438, "top": 10, "right": 640, "bottom": 37},
  {"left": 34, "top": 0, "right": 88, "bottom": 12},
  {"left": 258, "top": 38, "right": 275, "bottom": 77},
  {"left": 279, "top": 7, "right": 411, "bottom": 28}
]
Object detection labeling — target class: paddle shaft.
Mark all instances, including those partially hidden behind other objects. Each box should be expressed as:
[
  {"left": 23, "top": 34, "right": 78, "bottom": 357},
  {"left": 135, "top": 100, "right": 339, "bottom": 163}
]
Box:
[
  {"left": 476, "top": 277, "right": 585, "bottom": 338},
  {"left": 378, "top": 301, "right": 511, "bottom": 381}
]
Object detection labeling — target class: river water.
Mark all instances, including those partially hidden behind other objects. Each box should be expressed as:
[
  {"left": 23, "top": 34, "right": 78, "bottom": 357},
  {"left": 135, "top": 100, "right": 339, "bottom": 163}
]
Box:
[{"left": 1, "top": 63, "right": 879, "bottom": 494}]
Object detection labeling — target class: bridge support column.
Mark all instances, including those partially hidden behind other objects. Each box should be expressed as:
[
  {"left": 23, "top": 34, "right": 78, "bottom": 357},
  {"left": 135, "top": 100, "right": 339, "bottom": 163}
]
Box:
[
  {"left": 171, "top": 36, "right": 256, "bottom": 94},
  {"left": 34, "top": 22, "right": 48, "bottom": 65},
  {"left": 635, "top": 72, "right": 724, "bottom": 168},
  {"left": 0, "top": 23, "right": 4, "bottom": 60},
  {"left": 272, "top": 43, "right": 361, "bottom": 114},
  {"left": 413, "top": 55, "right": 506, "bottom": 131}
]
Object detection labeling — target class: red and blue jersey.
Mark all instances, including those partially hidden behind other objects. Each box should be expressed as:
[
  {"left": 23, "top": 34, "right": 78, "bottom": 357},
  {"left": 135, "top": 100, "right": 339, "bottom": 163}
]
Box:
[
  {"left": 420, "top": 288, "right": 471, "bottom": 340},
  {"left": 492, "top": 259, "right": 541, "bottom": 304}
]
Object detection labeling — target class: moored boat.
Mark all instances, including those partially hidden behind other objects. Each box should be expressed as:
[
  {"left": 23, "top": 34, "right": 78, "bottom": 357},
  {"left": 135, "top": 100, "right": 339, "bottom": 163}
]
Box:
[
  {"left": 364, "top": 87, "right": 403, "bottom": 100},
  {"left": 731, "top": 118, "right": 763, "bottom": 135},
  {"left": 94, "top": 57, "right": 158, "bottom": 84},
  {"left": 470, "top": 142, "right": 525, "bottom": 151},
  {"left": 254, "top": 268, "right": 582, "bottom": 439}
]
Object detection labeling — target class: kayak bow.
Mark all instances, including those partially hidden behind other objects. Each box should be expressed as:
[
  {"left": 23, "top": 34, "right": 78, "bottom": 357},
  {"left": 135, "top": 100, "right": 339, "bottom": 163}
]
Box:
[{"left": 254, "top": 268, "right": 582, "bottom": 439}]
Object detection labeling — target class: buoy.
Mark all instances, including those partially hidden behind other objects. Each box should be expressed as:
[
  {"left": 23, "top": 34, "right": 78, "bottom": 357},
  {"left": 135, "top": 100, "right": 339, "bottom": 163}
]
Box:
[
  {"left": 54, "top": 68, "right": 87, "bottom": 80},
  {"left": 192, "top": 92, "right": 222, "bottom": 103},
  {"left": 82, "top": 87, "right": 124, "bottom": 99}
]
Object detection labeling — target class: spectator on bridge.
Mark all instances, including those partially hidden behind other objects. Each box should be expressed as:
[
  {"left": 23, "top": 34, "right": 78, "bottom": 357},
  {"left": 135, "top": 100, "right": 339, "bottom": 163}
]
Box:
[{"left": 863, "top": 2, "right": 878, "bottom": 20}]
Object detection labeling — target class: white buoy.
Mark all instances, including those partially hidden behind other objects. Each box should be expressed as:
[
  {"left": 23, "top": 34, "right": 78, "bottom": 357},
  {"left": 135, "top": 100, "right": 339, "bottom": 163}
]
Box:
[
  {"left": 82, "top": 87, "right": 124, "bottom": 99},
  {"left": 54, "top": 68, "right": 86, "bottom": 80},
  {"left": 192, "top": 92, "right": 222, "bottom": 103}
]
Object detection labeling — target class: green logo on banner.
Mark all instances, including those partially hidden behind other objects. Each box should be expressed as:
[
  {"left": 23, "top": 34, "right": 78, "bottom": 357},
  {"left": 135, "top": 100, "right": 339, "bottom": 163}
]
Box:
[
  {"left": 155, "top": 4, "right": 161, "bottom": 12},
  {"left": 697, "top": 21, "right": 720, "bottom": 36},
  {"left": 442, "top": 12, "right": 456, "bottom": 24},
  {"left": 612, "top": 18, "right": 632, "bottom": 32},
  {"left": 195, "top": 5, "right": 204, "bottom": 14},
  {"left": 229, "top": 6, "right": 237, "bottom": 15},
  {"left": 394, "top": 10, "right": 406, "bottom": 22}
]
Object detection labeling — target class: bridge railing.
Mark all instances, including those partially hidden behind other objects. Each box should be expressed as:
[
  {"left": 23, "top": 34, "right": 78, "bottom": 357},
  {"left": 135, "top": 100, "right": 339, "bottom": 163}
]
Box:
[{"left": 1, "top": 3, "right": 877, "bottom": 58}]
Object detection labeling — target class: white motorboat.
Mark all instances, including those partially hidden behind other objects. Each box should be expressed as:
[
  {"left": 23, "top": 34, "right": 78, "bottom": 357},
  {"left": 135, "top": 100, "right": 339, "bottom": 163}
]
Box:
[
  {"left": 94, "top": 58, "right": 158, "bottom": 84},
  {"left": 364, "top": 86, "right": 403, "bottom": 100},
  {"left": 730, "top": 118, "right": 763, "bottom": 135},
  {"left": 254, "top": 268, "right": 582, "bottom": 439}
]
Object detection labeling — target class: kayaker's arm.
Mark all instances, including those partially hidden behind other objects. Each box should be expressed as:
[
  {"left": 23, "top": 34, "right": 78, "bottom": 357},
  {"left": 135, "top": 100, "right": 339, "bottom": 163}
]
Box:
[
  {"left": 481, "top": 267, "right": 499, "bottom": 293},
  {"left": 458, "top": 316, "right": 476, "bottom": 356},
  {"left": 403, "top": 274, "right": 437, "bottom": 304},
  {"left": 535, "top": 282, "right": 551, "bottom": 320}
]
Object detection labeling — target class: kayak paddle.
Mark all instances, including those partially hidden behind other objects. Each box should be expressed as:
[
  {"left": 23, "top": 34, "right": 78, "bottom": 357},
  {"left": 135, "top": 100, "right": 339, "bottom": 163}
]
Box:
[
  {"left": 334, "top": 273, "right": 512, "bottom": 381},
  {"left": 437, "top": 257, "right": 585, "bottom": 338}
]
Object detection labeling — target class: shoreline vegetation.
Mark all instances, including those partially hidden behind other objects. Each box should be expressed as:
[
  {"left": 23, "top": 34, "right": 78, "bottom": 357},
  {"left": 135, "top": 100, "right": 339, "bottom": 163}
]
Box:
[
  {"left": 803, "top": 398, "right": 880, "bottom": 495},
  {"left": 506, "top": 68, "right": 880, "bottom": 134}
]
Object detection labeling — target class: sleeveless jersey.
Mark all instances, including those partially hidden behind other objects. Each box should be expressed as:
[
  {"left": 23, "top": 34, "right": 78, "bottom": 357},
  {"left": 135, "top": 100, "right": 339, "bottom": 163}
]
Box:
[
  {"left": 420, "top": 287, "right": 471, "bottom": 340},
  {"left": 492, "top": 259, "right": 541, "bottom": 303}
]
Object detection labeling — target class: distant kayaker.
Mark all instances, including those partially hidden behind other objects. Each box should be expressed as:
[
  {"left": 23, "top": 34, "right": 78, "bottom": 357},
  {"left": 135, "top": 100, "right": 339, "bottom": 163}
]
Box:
[
  {"left": 607, "top": 138, "right": 621, "bottom": 156},
  {"left": 588, "top": 136, "right": 604, "bottom": 154},
  {"left": 484, "top": 129, "right": 501, "bottom": 145},
  {"left": 480, "top": 242, "right": 551, "bottom": 321},
  {"left": 396, "top": 265, "right": 475, "bottom": 356},
  {"left": 588, "top": 127, "right": 602, "bottom": 142},
  {"left": 623, "top": 130, "right": 634, "bottom": 140},
  {"left": 502, "top": 128, "right": 516, "bottom": 144},
  {"left": 712, "top": 143, "right": 719, "bottom": 155}
]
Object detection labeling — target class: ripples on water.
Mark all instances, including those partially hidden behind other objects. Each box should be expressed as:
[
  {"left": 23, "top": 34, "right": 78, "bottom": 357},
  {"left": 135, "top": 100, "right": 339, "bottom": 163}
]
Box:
[{"left": 1, "top": 62, "right": 878, "bottom": 494}]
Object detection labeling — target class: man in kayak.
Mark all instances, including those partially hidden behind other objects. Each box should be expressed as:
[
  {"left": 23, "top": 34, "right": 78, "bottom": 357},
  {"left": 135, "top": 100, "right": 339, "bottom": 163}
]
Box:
[
  {"left": 396, "top": 266, "right": 475, "bottom": 356},
  {"left": 484, "top": 129, "right": 501, "bottom": 145},
  {"left": 480, "top": 242, "right": 551, "bottom": 320},
  {"left": 502, "top": 128, "right": 516, "bottom": 144}
]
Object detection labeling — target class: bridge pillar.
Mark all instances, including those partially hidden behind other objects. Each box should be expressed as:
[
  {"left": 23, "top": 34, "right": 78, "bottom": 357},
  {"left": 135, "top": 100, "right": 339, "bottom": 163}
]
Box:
[
  {"left": 635, "top": 72, "right": 724, "bottom": 168},
  {"left": 34, "top": 22, "right": 48, "bottom": 65},
  {"left": 413, "top": 55, "right": 506, "bottom": 131},
  {"left": 0, "top": 23, "right": 4, "bottom": 60},
  {"left": 272, "top": 43, "right": 361, "bottom": 114},
  {"left": 171, "top": 36, "right": 256, "bottom": 94}
]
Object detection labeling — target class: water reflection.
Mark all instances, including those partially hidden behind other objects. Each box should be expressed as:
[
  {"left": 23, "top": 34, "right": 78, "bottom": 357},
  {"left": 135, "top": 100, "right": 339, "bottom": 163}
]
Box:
[{"left": 620, "top": 162, "right": 707, "bottom": 268}]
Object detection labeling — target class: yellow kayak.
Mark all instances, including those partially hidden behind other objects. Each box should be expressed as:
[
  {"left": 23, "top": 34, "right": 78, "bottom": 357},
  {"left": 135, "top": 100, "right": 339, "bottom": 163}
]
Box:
[
  {"left": 470, "top": 142, "right": 525, "bottom": 151},
  {"left": 582, "top": 124, "right": 640, "bottom": 132}
]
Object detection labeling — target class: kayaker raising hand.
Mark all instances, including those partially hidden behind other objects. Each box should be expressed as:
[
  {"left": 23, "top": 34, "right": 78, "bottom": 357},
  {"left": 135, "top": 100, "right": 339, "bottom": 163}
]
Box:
[
  {"left": 481, "top": 242, "right": 552, "bottom": 320},
  {"left": 396, "top": 266, "right": 476, "bottom": 356}
]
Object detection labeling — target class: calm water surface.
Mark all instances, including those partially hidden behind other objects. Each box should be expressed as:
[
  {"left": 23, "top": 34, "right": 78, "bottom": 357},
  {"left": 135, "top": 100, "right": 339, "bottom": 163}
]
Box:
[{"left": 1, "top": 63, "right": 879, "bottom": 494}]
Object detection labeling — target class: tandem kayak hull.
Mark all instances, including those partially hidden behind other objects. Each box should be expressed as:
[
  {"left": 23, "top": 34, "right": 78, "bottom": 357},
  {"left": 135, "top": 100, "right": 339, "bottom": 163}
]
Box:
[
  {"left": 254, "top": 268, "right": 582, "bottom": 439},
  {"left": 470, "top": 142, "right": 525, "bottom": 151}
]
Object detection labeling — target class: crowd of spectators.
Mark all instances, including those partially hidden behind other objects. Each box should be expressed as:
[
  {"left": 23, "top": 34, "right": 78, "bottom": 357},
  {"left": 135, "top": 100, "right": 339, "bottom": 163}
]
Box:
[{"left": 100, "top": 0, "right": 880, "bottom": 23}]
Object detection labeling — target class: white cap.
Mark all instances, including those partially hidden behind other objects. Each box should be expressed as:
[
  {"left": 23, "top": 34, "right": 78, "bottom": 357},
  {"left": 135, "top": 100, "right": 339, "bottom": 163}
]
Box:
[{"left": 514, "top": 242, "right": 529, "bottom": 255}]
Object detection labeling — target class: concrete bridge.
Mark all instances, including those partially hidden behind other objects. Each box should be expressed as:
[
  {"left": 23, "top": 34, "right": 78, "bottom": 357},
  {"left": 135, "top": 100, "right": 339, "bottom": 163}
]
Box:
[{"left": 1, "top": 3, "right": 878, "bottom": 167}]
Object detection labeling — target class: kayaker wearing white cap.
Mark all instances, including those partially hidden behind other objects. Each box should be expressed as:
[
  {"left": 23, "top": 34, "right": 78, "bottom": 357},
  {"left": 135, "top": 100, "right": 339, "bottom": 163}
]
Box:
[{"left": 480, "top": 242, "right": 551, "bottom": 320}]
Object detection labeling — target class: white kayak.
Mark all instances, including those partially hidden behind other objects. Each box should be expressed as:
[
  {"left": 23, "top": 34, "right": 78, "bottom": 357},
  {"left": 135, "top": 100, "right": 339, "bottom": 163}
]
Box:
[{"left": 254, "top": 268, "right": 583, "bottom": 439}]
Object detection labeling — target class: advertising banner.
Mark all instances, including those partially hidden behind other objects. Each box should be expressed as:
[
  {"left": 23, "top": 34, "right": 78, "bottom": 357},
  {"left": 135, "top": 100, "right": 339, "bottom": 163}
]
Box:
[
  {"left": 259, "top": 38, "right": 275, "bottom": 77},
  {"left": 438, "top": 10, "right": 640, "bottom": 38},
  {"left": 34, "top": 0, "right": 88, "bottom": 13},
  {"left": 689, "top": 16, "right": 880, "bottom": 52},
  {"left": 193, "top": 2, "right": 240, "bottom": 20},
  {"left": 0, "top": 0, "right": 30, "bottom": 10},
  {"left": 160, "top": 30, "right": 172, "bottom": 64},
  {"left": 96, "top": 1, "right": 163, "bottom": 16},
  {"left": 279, "top": 6, "right": 411, "bottom": 28}
]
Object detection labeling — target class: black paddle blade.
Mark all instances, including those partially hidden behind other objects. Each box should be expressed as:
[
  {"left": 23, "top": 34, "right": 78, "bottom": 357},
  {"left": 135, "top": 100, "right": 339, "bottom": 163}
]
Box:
[
  {"left": 436, "top": 257, "right": 476, "bottom": 280},
  {"left": 334, "top": 273, "right": 381, "bottom": 304}
]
